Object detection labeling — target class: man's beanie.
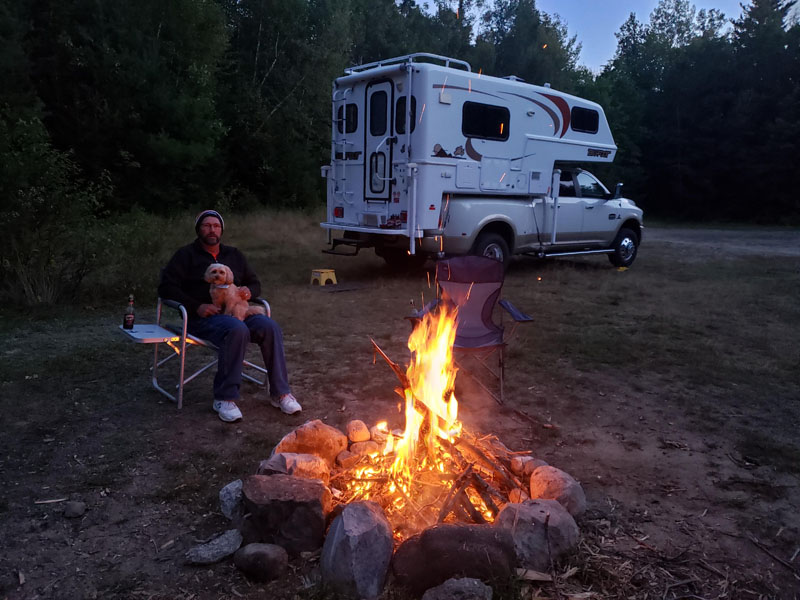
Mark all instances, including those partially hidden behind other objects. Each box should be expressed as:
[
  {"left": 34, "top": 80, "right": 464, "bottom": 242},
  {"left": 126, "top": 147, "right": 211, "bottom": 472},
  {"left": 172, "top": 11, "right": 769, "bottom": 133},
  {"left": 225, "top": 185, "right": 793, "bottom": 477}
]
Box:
[{"left": 195, "top": 210, "right": 224, "bottom": 234}]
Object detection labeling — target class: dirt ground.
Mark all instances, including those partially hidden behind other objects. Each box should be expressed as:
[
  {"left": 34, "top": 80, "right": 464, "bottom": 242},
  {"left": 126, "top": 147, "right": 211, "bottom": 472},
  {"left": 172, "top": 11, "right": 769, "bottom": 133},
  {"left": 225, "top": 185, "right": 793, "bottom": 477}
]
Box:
[{"left": 1, "top": 226, "right": 799, "bottom": 599}]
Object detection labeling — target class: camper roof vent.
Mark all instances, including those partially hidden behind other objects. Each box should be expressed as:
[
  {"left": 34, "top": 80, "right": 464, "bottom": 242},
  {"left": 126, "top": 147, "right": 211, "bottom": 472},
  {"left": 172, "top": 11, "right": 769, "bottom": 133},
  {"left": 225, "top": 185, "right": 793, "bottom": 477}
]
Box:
[
  {"left": 544, "top": 82, "right": 552, "bottom": 88},
  {"left": 503, "top": 75, "right": 525, "bottom": 82}
]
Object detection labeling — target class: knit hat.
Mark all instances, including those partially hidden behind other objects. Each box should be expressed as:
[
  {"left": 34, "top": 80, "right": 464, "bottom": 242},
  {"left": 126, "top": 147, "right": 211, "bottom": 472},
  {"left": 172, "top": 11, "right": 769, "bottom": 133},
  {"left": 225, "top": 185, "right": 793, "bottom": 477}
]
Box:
[{"left": 195, "top": 210, "right": 224, "bottom": 234}]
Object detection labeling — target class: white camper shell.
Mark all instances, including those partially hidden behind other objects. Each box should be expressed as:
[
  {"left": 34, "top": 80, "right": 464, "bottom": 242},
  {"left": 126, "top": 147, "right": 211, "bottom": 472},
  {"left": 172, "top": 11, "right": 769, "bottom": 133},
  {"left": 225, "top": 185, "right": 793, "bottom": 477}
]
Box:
[{"left": 321, "top": 53, "right": 643, "bottom": 267}]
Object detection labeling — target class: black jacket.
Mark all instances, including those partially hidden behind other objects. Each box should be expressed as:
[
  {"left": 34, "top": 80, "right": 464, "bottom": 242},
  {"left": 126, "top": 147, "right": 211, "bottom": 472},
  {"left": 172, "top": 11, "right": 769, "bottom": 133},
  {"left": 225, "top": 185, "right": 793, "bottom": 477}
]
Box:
[{"left": 158, "top": 239, "right": 261, "bottom": 319}]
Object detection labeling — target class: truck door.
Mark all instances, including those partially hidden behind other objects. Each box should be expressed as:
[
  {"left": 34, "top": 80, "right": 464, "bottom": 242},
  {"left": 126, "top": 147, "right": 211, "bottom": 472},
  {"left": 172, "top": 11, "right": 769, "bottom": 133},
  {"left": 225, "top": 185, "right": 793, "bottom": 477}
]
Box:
[
  {"left": 552, "top": 170, "right": 583, "bottom": 243},
  {"left": 365, "top": 81, "right": 394, "bottom": 202},
  {"left": 576, "top": 171, "right": 614, "bottom": 242}
]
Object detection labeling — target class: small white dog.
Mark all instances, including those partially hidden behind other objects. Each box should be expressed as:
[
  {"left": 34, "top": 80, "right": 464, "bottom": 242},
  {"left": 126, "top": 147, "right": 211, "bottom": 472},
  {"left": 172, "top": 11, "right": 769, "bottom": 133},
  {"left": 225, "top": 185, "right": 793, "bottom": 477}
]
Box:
[{"left": 204, "top": 263, "right": 265, "bottom": 320}]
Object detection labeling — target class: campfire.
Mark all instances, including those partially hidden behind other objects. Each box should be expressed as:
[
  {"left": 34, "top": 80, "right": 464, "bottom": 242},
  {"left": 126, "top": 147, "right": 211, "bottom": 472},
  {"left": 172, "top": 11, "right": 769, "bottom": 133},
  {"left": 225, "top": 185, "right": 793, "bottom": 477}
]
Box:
[
  {"left": 331, "top": 303, "right": 530, "bottom": 539},
  {"left": 195, "top": 291, "right": 587, "bottom": 598}
]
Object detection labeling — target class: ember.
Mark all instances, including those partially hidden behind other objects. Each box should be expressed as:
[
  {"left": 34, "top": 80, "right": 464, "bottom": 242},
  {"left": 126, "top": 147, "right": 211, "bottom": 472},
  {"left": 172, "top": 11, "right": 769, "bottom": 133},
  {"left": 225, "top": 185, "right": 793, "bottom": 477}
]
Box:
[{"left": 330, "top": 304, "right": 530, "bottom": 539}]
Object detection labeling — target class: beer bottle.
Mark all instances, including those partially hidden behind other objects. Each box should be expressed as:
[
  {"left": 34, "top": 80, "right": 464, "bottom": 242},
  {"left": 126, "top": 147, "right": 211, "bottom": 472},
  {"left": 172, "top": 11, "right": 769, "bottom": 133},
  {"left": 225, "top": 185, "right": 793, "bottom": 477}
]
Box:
[{"left": 123, "top": 294, "right": 135, "bottom": 329}]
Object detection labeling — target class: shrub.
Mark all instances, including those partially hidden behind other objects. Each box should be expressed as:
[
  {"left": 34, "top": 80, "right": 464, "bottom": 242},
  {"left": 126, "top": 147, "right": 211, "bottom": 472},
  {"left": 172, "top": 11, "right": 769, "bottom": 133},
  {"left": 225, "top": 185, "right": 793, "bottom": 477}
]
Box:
[{"left": 0, "top": 105, "right": 110, "bottom": 305}]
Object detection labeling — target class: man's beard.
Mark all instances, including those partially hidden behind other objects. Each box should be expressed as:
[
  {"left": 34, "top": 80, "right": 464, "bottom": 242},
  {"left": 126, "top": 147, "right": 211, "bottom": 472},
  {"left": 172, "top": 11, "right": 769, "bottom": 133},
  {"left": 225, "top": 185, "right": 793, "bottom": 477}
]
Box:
[{"left": 201, "top": 233, "right": 220, "bottom": 246}]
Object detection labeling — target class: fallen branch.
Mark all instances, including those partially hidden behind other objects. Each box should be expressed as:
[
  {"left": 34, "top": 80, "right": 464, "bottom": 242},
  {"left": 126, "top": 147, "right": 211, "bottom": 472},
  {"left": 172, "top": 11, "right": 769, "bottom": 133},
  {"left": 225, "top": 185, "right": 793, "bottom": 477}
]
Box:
[{"left": 750, "top": 537, "right": 800, "bottom": 576}]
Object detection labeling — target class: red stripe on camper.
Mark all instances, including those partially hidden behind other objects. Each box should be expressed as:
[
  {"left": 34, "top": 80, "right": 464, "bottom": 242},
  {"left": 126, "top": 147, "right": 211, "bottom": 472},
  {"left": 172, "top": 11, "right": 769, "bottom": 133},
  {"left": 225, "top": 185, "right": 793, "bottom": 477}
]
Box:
[{"left": 541, "top": 93, "right": 571, "bottom": 138}]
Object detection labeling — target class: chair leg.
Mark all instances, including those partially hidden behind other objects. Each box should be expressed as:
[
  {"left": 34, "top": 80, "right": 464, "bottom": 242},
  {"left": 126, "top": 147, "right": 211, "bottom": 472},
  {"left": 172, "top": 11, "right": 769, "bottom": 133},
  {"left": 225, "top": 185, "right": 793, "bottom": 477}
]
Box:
[
  {"left": 152, "top": 342, "right": 179, "bottom": 404},
  {"left": 499, "top": 348, "right": 504, "bottom": 404}
]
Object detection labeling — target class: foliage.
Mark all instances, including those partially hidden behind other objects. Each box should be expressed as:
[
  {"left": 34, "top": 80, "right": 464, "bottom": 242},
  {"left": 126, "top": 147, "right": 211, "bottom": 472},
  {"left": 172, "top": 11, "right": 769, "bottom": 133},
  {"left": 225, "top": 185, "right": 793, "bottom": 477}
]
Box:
[
  {"left": 595, "top": 0, "right": 800, "bottom": 222},
  {"left": 0, "top": 105, "right": 110, "bottom": 305},
  {"left": 2, "top": 0, "right": 800, "bottom": 304}
]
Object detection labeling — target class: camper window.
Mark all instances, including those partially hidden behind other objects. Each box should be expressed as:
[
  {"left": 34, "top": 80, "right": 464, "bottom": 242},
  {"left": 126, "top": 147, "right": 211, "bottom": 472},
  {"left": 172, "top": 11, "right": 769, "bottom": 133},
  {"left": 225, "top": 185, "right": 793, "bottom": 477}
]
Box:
[
  {"left": 337, "top": 104, "right": 358, "bottom": 134},
  {"left": 369, "top": 153, "right": 386, "bottom": 193},
  {"left": 395, "top": 96, "right": 417, "bottom": 134},
  {"left": 370, "top": 91, "right": 388, "bottom": 136},
  {"left": 571, "top": 107, "right": 599, "bottom": 134},
  {"left": 462, "top": 101, "right": 510, "bottom": 141}
]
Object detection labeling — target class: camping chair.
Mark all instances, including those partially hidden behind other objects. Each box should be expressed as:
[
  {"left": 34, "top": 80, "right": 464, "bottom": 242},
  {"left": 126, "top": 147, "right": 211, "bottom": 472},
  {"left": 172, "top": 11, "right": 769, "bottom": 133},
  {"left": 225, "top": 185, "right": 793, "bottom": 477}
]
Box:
[
  {"left": 152, "top": 297, "right": 271, "bottom": 409},
  {"left": 410, "top": 255, "right": 532, "bottom": 404}
]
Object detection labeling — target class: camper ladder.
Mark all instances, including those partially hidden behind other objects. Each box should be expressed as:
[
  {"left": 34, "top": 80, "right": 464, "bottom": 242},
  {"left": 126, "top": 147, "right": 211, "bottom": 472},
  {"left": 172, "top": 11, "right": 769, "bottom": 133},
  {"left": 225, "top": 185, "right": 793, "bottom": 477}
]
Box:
[{"left": 331, "top": 87, "right": 355, "bottom": 207}]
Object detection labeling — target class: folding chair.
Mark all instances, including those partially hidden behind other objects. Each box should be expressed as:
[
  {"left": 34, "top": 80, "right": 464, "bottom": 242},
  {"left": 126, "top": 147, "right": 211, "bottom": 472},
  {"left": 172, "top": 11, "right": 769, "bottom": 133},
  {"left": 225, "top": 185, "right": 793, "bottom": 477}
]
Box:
[
  {"left": 152, "top": 297, "right": 271, "bottom": 409},
  {"left": 411, "top": 255, "right": 532, "bottom": 404}
]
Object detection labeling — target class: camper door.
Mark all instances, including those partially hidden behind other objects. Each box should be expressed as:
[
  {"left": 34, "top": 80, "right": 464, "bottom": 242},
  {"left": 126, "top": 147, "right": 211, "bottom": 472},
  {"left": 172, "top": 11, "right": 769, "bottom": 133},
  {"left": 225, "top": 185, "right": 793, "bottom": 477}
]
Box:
[{"left": 365, "top": 81, "right": 394, "bottom": 202}]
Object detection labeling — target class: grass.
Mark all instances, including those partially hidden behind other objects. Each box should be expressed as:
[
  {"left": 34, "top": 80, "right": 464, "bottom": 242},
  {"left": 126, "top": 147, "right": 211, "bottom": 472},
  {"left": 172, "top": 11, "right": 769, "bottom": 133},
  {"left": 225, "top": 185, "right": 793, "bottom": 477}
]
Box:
[{"left": 1, "top": 209, "right": 799, "bottom": 598}]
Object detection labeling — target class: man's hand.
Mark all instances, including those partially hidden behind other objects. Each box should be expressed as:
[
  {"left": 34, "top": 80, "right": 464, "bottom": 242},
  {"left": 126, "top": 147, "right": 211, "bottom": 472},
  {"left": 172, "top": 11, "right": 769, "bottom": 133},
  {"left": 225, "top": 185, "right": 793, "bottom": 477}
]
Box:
[{"left": 197, "top": 303, "right": 221, "bottom": 318}]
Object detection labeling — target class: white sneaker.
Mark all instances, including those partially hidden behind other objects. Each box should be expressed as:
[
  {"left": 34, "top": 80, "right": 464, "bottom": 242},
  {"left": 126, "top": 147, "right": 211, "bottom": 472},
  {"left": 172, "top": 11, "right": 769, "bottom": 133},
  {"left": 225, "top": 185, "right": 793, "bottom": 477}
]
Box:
[
  {"left": 213, "top": 400, "right": 243, "bottom": 422},
  {"left": 271, "top": 393, "right": 302, "bottom": 415}
]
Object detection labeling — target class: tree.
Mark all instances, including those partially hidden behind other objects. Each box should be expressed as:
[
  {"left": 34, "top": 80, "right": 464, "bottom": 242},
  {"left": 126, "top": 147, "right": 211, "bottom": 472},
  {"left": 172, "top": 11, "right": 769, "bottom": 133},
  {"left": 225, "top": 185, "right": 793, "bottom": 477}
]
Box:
[{"left": 22, "top": 0, "right": 228, "bottom": 212}]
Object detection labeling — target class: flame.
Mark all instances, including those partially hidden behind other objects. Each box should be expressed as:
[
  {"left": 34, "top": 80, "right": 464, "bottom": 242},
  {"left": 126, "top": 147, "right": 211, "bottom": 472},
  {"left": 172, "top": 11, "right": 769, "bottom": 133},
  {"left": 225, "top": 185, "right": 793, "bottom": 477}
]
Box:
[{"left": 340, "top": 304, "right": 500, "bottom": 538}]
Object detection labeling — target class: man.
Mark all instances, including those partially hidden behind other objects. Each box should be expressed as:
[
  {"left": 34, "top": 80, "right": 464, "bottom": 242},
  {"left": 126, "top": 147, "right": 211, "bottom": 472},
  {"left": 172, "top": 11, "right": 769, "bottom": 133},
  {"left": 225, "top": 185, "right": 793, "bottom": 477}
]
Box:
[{"left": 158, "top": 210, "right": 301, "bottom": 422}]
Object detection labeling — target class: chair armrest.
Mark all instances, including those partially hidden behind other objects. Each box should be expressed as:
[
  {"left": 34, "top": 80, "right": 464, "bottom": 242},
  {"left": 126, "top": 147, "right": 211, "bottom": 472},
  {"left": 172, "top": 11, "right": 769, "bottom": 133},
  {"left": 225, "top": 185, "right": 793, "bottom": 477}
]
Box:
[
  {"left": 159, "top": 298, "right": 189, "bottom": 321},
  {"left": 254, "top": 297, "right": 271, "bottom": 318},
  {"left": 404, "top": 299, "right": 441, "bottom": 327},
  {"left": 498, "top": 299, "right": 533, "bottom": 323}
]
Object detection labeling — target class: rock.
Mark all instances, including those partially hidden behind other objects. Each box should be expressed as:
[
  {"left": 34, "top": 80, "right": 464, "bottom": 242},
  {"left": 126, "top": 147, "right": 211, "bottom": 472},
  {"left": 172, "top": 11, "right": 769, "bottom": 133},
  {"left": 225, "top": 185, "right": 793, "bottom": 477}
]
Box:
[
  {"left": 392, "top": 523, "right": 515, "bottom": 595},
  {"left": 219, "top": 479, "right": 243, "bottom": 521},
  {"left": 242, "top": 474, "right": 332, "bottom": 555},
  {"left": 272, "top": 419, "right": 348, "bottom": 467},
  {"left": 336, "top": 450, "right": 361, "bottom": 469},
  {"left": 370, "top": 425, "right": 388, "bottom": 444},
  {"left": 185, "top": 529, "right": 242, "bottom": 565},
  {"left": 494, "top": 500, "right": 579, "bottom": 571},
  {"left": 421, "top": 577, "right": 493, "bottom": 600},
  {"left": 346, "top": 419, "right": 371, "bottom": 443},
  {"left": 63, "top": 501, "right": 86, "bottom": 518},
  {"left": 529, "top": 466, "right": 586, "bottom": 517},
  {"left": 349, "top": 441, "right": 381, "bottom": 456},
  {"left": 321, "top": 501, "right": 394, "bottom": 599},
  {"left": 233, "top": 543, "right": 288, "bottom": 581},
  {"left": 257, "top": 453, "right": 331, "bottom": 485},
  {"left": 510, "top": 456, "right": 548, "bottom": 477}
]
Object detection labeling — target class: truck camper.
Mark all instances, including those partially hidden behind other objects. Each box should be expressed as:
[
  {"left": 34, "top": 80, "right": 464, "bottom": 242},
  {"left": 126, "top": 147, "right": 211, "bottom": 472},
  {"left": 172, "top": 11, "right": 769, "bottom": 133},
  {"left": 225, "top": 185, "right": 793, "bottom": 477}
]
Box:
[{"left": 320, "top": 53, "right": 643, "bottom": 268}]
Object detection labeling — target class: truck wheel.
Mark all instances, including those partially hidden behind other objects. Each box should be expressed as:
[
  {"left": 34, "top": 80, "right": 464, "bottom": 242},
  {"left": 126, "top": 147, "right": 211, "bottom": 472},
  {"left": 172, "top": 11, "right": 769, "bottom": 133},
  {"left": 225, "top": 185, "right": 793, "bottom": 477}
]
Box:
[
  {"left": 473, "top": 233, "right": 510, "bottom": 268},
  {"left": 608, "top": 228, "right": 639, "bottom": 267}
]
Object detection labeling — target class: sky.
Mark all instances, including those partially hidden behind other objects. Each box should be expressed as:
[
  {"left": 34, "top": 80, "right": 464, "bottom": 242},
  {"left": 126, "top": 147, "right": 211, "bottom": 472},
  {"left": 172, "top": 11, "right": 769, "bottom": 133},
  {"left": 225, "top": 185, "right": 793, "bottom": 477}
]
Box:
[{"left": 534, "top": 0, "right": 750, "bottom": 73}]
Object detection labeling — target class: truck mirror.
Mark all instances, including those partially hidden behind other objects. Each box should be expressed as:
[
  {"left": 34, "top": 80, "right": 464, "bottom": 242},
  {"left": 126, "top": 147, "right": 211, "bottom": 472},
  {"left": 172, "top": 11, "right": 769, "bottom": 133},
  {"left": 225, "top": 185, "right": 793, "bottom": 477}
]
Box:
[{"left": 613, "top": 182, "right": 623, "bottom": 199}]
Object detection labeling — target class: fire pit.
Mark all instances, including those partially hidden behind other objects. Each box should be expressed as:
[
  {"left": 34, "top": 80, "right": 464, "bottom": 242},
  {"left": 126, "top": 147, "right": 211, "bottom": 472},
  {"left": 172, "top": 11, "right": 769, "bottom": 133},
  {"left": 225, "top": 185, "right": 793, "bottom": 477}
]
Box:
[{"left": 195, "top": 304, "right": 586, "bottom": 597}]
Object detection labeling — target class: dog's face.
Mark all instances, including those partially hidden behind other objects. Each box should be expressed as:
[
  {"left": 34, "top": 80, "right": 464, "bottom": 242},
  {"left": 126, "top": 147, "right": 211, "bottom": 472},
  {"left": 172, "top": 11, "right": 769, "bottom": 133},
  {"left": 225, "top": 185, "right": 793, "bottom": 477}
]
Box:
[{"left": 204, "top": 263, "right": 234, "bottom": 285}]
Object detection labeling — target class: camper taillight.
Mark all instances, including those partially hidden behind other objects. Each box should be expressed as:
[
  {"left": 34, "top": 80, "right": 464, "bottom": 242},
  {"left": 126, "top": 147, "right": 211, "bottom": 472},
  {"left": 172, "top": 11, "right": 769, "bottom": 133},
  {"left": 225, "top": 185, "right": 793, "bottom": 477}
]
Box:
[{"left": 333, "top": 206, "right": 344, "bottom": 218}]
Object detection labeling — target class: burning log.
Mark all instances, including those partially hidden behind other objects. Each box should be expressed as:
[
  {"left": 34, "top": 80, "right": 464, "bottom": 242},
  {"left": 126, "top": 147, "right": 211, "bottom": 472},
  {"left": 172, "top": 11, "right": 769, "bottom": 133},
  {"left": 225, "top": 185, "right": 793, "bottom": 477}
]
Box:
[
  {"left": 459, "top": 491, "right": 487, "bottom": 524},
  {"left": 454, "top": 436, "right": 527, "bottom": 494},
  {"left": 437, "top": 464, "right": 474, "bottom": 523},
  {"left": 470, "top": 472, "right": 502, "bottom": 516}
]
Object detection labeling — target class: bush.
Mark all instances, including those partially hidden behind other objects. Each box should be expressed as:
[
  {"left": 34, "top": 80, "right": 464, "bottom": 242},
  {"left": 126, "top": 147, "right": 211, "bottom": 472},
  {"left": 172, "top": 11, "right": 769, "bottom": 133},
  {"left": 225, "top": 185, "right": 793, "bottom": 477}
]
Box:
[
  {"left": 0, "top": 105, "right": 110, "bottom": 305},
  {"left": 81, "top": 210, "right": 180, "bottom": 306}
]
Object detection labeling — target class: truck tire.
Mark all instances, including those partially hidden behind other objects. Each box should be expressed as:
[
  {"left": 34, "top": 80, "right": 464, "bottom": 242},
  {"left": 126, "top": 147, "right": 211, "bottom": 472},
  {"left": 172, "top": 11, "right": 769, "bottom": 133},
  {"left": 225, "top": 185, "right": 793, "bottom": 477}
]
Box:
[
  {"left": 473, "top": 232, "right": 510, "bottom": 269},
  {"left": 608, "top": 228, "right": 639, "bottom": 267}
]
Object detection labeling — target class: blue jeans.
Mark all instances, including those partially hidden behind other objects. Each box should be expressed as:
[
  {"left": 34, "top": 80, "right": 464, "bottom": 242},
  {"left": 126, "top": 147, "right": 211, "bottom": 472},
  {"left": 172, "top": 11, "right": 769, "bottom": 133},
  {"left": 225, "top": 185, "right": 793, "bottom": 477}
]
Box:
[{"left": 188, "top": 314, "right": 291, "bottom": 402}]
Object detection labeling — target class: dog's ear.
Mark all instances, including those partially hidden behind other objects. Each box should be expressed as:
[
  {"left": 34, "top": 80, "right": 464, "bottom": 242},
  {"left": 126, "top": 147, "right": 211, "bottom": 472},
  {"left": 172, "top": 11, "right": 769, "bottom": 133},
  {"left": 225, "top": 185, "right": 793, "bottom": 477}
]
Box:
[
  {"left": 204, "top": 264, "right": 215, "bottom": 283},
  {"left": 224, "top": 265, "right": 234, "bottom": 285}
]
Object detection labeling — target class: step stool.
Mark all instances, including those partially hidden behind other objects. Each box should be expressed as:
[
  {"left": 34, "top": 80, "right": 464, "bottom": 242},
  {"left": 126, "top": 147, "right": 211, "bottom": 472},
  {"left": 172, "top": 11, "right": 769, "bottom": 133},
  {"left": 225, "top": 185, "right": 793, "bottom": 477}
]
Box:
[{"left": 311, "top": 269, "right": 337, "bottom": 286}]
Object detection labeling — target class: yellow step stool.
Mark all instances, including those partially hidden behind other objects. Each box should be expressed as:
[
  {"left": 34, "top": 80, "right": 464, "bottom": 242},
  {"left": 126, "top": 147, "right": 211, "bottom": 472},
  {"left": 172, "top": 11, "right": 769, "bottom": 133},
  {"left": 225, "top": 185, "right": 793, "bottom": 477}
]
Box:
[{"left": 311, "top": 269, "right": 337, "bottom": 286}]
